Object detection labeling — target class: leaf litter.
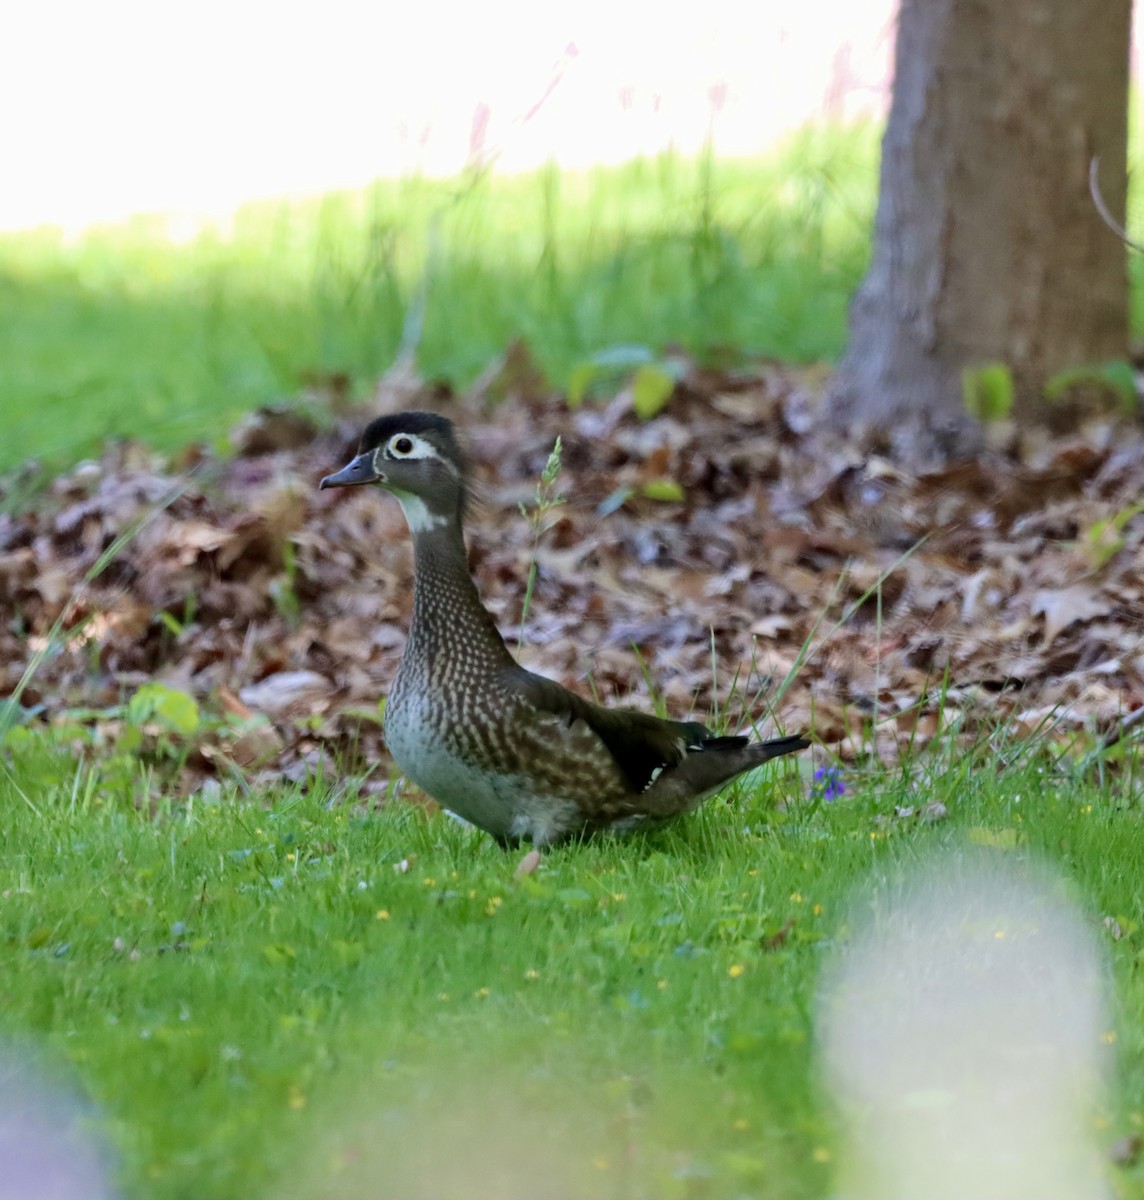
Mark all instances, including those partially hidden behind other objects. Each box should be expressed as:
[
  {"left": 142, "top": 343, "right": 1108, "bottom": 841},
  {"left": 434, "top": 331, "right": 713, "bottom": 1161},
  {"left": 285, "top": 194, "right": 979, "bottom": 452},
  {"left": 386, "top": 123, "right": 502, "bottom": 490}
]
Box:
[{"left": 2, "top": 356, "right": 1143, "bottom": 802}]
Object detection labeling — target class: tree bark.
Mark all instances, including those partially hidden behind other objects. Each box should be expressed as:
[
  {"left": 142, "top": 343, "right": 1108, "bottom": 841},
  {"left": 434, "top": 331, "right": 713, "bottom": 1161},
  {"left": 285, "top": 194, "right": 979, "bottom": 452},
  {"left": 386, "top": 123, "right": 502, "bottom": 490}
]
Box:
[{"left": 829, "top": 0, "right": 1132, "bottom": 462}]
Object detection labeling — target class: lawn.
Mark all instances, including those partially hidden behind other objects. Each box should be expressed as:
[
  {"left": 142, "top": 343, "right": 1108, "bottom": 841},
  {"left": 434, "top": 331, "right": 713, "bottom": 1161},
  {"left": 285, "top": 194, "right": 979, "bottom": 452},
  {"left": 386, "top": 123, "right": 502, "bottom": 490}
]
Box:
[
  {"left": 4, "top": 120, "right": 1144, "bottom": 1199},
  {"left": 4, "top": 738, "right": 1143, "bottom": 1200}
]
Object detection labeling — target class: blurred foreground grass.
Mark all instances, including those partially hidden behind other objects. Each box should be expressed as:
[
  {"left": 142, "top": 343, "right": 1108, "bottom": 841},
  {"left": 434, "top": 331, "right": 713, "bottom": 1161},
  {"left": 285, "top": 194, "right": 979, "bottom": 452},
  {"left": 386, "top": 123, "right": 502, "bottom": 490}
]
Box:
[{"left": 0, "top": 125, "right": 878, "bottom": 470}]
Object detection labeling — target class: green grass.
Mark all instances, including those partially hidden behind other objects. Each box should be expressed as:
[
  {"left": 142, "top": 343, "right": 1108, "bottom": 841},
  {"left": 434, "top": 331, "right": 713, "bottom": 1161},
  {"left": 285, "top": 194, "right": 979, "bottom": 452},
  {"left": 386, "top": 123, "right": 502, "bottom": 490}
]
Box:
[
  {"left": 0, "top": 125, "right": 878, "bottom": 471},
  {"left": 9, "top": 115, "right": 1144, "bottom": 475},
  {"left": 2, "top": 735, "right": 1143, "bottom": 1199}
]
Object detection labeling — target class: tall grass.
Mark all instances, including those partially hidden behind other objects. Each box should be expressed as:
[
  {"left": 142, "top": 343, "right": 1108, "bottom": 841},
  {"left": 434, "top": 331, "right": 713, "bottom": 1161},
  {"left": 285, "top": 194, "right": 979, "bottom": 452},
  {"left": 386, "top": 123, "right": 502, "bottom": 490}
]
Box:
[{"left": 0, "top": 125, "right": 879, "bottom": 470}]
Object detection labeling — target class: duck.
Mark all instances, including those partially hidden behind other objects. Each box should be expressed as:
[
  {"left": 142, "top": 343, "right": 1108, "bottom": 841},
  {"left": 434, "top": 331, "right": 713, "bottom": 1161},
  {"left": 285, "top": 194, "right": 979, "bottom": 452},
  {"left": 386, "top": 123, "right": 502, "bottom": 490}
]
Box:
[{"left": 320, "top": 411, "right": 808, "bottom": 846}]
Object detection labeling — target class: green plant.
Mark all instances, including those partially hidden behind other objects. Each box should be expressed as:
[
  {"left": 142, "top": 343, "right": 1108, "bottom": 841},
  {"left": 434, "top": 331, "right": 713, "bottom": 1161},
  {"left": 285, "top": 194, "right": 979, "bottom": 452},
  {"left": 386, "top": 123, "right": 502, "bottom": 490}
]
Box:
[
  {"left": 518, "top": 436, "right": 564, "bottom": 646},
  {"left": 1044, "top": 360, "right": 1137, "bottom": 411},
  {"left": 269, "top": 539, "right": 302, "bottom": 629},
  {"left": 566, "top": 344, "right": 684, "bottom": 416},
  {"left": 1085, "top": 497, "right": 1144, "bottom": 567},
  {"left": 962, "top": 362, "right": 1014, "bottom": 421}
]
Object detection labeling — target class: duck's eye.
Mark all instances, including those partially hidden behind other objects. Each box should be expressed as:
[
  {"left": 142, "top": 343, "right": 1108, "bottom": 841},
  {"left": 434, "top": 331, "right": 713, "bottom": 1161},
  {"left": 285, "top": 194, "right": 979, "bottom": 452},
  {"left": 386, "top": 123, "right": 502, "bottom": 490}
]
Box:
[{"left": 390, "top": 435, "right": 415, "bottom": 456}]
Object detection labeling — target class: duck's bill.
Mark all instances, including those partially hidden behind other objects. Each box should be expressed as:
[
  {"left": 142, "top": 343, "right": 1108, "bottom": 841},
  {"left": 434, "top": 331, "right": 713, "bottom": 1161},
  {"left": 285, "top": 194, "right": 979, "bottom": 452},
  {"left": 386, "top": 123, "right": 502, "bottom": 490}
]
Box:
[{"left": 320, "top": 453, "right": 382, "bottom": 489}]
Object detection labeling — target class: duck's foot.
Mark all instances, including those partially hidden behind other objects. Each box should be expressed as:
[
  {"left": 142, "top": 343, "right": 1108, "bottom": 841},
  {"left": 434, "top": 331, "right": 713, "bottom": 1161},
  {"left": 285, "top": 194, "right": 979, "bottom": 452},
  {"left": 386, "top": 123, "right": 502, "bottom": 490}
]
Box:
[{"left": 514, "top": 848, "right": 542, "bottom": 878}]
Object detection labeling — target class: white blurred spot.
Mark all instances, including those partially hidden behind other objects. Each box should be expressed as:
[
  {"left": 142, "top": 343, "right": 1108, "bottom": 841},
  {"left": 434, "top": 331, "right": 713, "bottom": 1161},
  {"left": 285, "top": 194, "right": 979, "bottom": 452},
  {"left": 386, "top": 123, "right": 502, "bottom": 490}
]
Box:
[
  {"left": 0, "top": 1049, "right": 118, "bottom": 1200},
  {"left": 818, "top": 852, "right": 1111, "bottom": 1200}
]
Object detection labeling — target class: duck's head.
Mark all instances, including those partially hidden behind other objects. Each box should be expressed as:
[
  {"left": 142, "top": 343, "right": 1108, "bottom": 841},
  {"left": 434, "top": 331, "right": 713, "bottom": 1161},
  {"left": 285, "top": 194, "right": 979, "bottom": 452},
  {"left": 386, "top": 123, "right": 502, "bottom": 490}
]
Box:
[{"left": 320, "top": 411, "right": 468, "bottom": 532}]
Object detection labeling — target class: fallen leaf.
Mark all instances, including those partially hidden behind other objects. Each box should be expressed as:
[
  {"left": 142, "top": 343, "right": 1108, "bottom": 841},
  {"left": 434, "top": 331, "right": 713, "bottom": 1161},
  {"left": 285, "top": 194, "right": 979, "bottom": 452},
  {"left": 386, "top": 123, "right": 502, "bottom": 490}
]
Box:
[
  {"left": 239, "top": 671, "right": 329, "bottom": 717},
  {"left": 1030, "top": 586, "right": 1113, "bottom": 646},
  {"left": 6, "top": 362, "right": 1144, "bottom": 793}
]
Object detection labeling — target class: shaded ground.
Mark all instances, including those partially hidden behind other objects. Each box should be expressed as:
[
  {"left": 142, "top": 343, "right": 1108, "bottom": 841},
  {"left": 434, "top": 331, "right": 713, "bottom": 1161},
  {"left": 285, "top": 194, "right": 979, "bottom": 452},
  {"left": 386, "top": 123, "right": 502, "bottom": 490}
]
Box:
[{"left": 3, "top": 360, "right": 1143, "bottom": 798}]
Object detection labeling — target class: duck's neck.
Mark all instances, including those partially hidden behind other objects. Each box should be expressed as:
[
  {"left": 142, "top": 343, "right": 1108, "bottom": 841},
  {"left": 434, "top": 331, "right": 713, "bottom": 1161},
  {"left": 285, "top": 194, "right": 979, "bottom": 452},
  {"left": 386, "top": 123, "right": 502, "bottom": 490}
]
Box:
[{"left": 405, "top": 512, "right": 515, "bottom": 673}]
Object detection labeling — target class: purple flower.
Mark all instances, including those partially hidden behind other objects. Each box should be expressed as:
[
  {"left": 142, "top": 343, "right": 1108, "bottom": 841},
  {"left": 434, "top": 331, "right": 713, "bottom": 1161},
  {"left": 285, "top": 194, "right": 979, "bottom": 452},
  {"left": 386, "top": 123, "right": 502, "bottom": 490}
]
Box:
[{"left": 813, "top": 765, "right": 845, "bottom": 801}]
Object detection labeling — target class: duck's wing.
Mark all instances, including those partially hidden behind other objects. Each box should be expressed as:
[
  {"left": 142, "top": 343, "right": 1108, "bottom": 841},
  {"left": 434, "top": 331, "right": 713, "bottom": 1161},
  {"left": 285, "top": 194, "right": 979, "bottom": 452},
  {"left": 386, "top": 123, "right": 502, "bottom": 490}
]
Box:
[{"left": 504, "top": 665, "right": 712, "bottom": 795}]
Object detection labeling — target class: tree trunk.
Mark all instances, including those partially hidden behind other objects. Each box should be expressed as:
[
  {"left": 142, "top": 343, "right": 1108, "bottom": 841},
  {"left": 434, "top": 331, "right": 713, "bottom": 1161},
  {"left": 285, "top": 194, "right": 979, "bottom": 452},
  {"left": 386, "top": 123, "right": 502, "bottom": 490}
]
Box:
[{"left": 829, "top": 0, "right": 1132, "bottom": 462}]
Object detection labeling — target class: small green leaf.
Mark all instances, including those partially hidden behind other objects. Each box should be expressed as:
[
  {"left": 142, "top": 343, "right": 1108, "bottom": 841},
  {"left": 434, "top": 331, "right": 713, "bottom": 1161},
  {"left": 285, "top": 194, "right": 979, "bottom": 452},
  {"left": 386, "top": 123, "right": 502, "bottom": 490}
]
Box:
[
  {"left": 1085, "top": 497, "right": 1144, "bottom": 567},
  {"left": 962, "top": 363, "right": 1013, "bottom": 421},
  {"left": 269, "top": 578, "right": 301, "bottom": 630},
  {"left": 1045, "top": 360, "right": 1137, "bottom": 411},
  {"left": 128, "top": 683, "right": 200, "bottom": 736},
  {"left": 1086, "top": 516, "right": 1122, "bottom": 568},
  {"left": 1043, "top": 369, "right": 1081, "bottom": 402},
  {"left": 568, "top": 345, "right": 658, "bottom": 407},
  {"left": 566, "top": 363, "right": 596, "bottom": 408},
  {"left": 631, "top": 364, "right": 676, "bottom": 420},
  {"left": 1099, "top": 360, "right": 1137, "bottom": 409},
  {"left": 117, "top": 725, "right": 143, "bottom": 754},
  {"left": 642, "top": 479, "right": 685, "bottom": 503}
]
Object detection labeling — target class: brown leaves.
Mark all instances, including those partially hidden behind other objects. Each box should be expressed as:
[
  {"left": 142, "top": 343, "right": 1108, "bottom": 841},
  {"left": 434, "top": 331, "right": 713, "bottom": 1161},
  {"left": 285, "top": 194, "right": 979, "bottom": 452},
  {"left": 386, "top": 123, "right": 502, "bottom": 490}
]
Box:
[
  {"left": 1030, "top": 587, "right": 1113, "bottom": 647},
  {"left": 4, "top": 373, "right": 1144, "bottom": 794}
]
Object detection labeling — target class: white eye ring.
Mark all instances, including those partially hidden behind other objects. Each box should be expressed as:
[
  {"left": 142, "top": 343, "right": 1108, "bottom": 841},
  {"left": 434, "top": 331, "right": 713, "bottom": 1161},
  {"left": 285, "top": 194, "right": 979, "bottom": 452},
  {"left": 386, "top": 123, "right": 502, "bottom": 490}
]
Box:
[{"left": 388, "top": 434, "right": 416, "bottom": 457}]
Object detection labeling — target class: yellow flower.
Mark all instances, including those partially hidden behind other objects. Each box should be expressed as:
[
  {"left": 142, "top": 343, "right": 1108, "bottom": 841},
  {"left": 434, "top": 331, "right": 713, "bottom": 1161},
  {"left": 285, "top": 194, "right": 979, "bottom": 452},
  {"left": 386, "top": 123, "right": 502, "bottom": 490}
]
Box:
[
  {"left": 475, "top": 987, "right": 490, "bottom": 999},
  {"left": 525, "top": 968, "right": 540, "bottom": 980},
  {"left": 375, "top": 909, "right": 390, "bottom": 921},
  {"left": 485, "top": 896, "right": 503, "bottom": 916},
  {"left": 728, "top": 963, "right": 746, "bottom": 978},
  {"left": 790, "top": 892, "right": 803, "bottom": 903}
]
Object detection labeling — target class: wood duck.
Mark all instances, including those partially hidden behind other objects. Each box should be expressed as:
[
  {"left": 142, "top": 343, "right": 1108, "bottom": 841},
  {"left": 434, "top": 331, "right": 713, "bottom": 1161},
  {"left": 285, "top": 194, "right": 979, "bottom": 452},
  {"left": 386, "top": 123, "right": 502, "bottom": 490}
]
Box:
[{"left": 320, "top": 411, "right": 809, "bottom": 847}]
